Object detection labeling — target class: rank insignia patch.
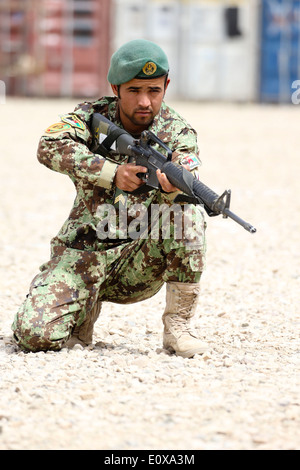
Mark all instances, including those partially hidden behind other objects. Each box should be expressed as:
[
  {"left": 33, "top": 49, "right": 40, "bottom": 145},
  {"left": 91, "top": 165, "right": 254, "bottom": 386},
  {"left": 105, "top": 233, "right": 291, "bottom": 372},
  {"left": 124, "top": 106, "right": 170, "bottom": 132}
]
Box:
[
  {"left": 61, "top": 114, "right": 86, "bottom": 131},
  {"left": 45, "top": 122, "right": 72, "bottom": 134},
  {"left": 113, "top": 189, "right": 128, "bottom": 209}
]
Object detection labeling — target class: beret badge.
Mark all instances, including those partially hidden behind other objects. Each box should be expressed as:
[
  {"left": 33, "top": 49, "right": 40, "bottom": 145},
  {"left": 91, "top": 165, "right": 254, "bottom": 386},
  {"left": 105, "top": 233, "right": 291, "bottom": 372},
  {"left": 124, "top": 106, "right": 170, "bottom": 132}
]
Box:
[{"left": 142, "top": 62, "right": 157, "bottom": 76}]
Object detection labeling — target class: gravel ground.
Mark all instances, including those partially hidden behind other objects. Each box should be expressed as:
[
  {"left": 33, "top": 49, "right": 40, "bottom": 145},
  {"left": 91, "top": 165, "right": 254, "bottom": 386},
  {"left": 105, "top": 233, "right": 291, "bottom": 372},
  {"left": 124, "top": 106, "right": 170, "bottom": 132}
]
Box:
[{"left": 0, "top": 98, "right": 299, "bottom": 450}]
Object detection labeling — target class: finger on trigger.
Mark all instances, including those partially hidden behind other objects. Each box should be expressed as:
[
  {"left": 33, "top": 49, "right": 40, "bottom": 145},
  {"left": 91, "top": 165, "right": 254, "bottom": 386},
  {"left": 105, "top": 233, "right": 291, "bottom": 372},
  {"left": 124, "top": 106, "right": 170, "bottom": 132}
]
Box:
[{"left": 135, "top": 166, "right": 148, "bottom": 174}]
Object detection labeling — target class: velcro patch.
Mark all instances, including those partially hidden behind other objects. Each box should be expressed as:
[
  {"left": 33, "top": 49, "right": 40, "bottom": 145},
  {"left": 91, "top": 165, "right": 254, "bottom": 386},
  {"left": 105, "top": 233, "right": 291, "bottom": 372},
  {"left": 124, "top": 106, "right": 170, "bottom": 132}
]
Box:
[
  {"left": 45, "top": 122, "right": 72, "bottom": 134},
  {"left": 181, "top": 154, "right": 201, "bottom": 170},
  {"left": 61, "top": 114, "right": 86, "bottom": 132}
]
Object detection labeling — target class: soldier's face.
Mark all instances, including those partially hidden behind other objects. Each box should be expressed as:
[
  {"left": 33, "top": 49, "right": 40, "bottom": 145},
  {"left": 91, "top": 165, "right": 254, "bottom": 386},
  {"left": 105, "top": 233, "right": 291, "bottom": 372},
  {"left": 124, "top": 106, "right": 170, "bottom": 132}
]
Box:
[{"left": 111, "top": 76, "right": 170, "bottom": 134}]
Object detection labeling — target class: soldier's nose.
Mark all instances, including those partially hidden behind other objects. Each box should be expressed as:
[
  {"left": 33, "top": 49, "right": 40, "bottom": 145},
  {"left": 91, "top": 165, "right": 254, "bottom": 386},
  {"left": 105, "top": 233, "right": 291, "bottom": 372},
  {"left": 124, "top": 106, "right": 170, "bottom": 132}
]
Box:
[{"left": 138, "top": 94, "right": 151, "bottom": 108}]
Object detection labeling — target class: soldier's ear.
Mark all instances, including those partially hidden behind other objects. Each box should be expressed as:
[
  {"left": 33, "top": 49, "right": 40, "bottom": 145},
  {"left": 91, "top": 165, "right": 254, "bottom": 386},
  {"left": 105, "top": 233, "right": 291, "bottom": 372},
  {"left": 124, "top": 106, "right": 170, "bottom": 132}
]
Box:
[
  {"left": 163, "top": 77, "right": 170, "bottom": 97},
  {"left": 111, "top": 84, "right": 121, "bottom": 98}
]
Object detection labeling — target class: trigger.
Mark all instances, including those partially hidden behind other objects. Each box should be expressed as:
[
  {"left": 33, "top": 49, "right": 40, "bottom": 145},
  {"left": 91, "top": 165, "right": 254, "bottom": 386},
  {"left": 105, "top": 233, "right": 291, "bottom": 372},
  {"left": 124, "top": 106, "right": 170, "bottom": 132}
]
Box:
[{"left": 137, "top": 171, "right": 148, "bottom": 181}]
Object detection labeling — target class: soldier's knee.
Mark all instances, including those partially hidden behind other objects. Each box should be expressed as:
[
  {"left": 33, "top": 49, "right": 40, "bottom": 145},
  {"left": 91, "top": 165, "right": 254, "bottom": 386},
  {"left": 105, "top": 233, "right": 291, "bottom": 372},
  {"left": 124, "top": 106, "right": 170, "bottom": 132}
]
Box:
[
  {"left": 11, "top": 292, "right": 75, "bottom": 352},
  {"left": 12, "top": 325, "right": 63, "bottom": 353},
  {"left": 11, "top": 311, "right": 66, "bottom": 353}
]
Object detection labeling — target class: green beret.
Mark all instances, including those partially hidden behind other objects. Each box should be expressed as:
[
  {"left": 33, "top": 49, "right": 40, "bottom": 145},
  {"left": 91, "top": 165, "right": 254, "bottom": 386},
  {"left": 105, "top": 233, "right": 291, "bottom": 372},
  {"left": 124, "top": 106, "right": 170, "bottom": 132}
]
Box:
[{"left": 107, "top": 39, "right": 169, "bottom": 85}]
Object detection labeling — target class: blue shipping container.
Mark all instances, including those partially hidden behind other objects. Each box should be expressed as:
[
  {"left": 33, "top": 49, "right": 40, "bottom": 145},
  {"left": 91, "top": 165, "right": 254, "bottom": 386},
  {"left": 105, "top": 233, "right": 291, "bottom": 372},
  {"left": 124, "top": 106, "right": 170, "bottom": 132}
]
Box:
[{"left": 260, "top": 0, "right": 300, "bottom": 103}]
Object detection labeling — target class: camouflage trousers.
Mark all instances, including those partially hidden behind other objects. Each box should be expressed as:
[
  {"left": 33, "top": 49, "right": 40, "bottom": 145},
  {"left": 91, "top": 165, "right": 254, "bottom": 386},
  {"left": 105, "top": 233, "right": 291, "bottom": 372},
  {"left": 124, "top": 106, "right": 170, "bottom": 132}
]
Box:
[{"left": 12, "top": 217, "right": 205, "bottom": 352}]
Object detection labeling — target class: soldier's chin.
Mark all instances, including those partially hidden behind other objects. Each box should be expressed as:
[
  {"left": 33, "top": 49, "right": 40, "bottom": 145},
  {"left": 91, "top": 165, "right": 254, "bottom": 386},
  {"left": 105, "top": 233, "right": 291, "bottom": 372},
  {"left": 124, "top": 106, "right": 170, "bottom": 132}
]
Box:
[{"left": 133, "top": 112, "right": 153, "bottom": 125}]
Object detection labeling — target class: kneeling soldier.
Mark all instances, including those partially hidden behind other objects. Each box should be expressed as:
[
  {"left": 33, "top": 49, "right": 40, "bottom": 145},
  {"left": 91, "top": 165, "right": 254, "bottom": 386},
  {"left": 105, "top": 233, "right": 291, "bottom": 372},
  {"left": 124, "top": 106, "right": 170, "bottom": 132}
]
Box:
[{"left": 12, "top": 39, "right": 207, "bottom": 358}]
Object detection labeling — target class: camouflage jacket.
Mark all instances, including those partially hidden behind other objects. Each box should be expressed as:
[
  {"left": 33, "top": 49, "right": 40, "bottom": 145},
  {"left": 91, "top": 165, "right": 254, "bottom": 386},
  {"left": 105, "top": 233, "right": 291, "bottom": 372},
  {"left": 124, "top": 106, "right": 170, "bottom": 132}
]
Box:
[{"left": 37, "top": 97, "right": 201, "bottom": 254}]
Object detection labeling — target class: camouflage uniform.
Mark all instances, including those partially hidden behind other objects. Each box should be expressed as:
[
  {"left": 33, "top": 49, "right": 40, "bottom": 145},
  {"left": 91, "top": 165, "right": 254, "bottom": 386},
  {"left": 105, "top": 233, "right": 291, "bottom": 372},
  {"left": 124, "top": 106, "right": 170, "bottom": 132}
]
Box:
[{"left": 12, "top": 97, "right": 206, "bottom": 352}]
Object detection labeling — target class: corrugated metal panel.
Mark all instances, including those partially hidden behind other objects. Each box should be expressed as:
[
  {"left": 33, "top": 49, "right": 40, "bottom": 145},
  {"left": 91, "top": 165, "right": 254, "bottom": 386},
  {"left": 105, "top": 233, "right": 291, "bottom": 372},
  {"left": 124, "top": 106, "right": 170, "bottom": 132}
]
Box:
[
  {"left": 220, "top": 1, "right": 260, "bottom": 101},
  {"left": 111, "top": 0, "right": 180, "bottom": 98},
  {"left": 260, "top": 0, "right": 300, "bottom": 103},
  {"left": 145, "top": 0, "right": 181, "bottom": 98},
  {"left": 0, "top": 0, "right": 36, "bottom": 95},
  {"left": 0, "top": 0, "right": 111, "bottom": 98},
  {"left": 179, "top": 1, "right": 223, "bottom": 100},
  {"left": 72, "top": 0, "right": 111, "bottom": 97},
  {"left": 111, "top": 0, "right": 147, "bottom": 48},
  {"left": 179, "top": 0, "right": 259, "bottom": 102}
]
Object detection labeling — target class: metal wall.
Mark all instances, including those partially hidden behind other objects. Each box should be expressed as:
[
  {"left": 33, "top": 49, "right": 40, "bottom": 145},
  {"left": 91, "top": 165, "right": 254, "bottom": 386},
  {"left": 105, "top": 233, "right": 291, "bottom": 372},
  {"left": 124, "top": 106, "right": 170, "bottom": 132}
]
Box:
[
  {"left": 0, "top": 0, "right": 111, "bottom": 97},
  {"left": 111, "top": 0, "right": 260, "bottom": 102},
  {"left": 260, "top": 0, "right": 300, "bottom": 103},
  {"left": 1, "top": 0, "right": 299, "bottom": 102},
  {"left": 178, "top": 0, "right": 260, "bottom": 101}
]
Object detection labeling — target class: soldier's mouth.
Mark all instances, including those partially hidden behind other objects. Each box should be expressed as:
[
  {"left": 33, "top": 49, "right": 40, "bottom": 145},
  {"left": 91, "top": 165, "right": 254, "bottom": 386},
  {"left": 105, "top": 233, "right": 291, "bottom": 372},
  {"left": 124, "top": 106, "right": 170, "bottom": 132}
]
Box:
[{"left": 135, "top": 111, "right": 151, "bottom": 116}]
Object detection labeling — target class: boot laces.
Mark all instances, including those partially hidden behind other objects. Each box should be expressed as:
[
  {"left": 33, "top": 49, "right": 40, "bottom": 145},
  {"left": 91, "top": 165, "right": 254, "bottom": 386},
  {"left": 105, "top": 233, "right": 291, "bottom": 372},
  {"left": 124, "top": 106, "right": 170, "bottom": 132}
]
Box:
[
  {"left": 178, "top": 290, "right": 198, "bottom": 318},
  {"left": 168, "top": 313, "right": 197, "bottom": 338}
]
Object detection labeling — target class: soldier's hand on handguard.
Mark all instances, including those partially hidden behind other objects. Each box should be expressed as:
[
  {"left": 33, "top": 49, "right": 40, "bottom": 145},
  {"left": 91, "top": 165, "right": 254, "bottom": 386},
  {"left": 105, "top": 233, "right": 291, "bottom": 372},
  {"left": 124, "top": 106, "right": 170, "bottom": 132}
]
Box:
[
  {"left": 156, "top": 169, "right": 178, "bottom": 193},
  {"left": 156, "top": 164, "right": 191, "bottom": 193},
  {"left": 114, "top": 163, "right": 148, "bottom": 192}
]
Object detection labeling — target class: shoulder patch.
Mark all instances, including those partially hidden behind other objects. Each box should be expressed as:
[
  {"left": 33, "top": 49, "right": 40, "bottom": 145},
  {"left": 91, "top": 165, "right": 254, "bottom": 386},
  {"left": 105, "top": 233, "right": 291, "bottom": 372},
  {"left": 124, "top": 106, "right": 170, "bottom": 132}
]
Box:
[
  {"left": 61, "top": 114, "right": 86, "bottom": 132},
  {"left": 45, "top": 122, "right": 72, "bottom": 134},
  {"left": 181, "top": 154, "right": 201, "bottom": 170}
]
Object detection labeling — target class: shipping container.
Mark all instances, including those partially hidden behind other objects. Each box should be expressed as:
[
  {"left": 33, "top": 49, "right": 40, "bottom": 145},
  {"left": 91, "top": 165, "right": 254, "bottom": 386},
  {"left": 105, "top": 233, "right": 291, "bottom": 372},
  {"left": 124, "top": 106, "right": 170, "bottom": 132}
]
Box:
[
  {"left": 0, "top": 0, "right": 36, "bottom": 95},
  {"left": 111, "top": 0, "right": 147, "bottom": 49},
  {"left": 0, "top": 0, "right": 111, "bottom": 98},
  {"left": 110, "top": 0, "right": 181, "bottom": 98},
  {"left": 260, "top": 0, "right": 300, "bottom": 103},
  {"left": 144, "top": 0, "right": 181, "bottom": 97},
  {"left": 179, "top": 0, "right": 260, "bottom": 101},
  {"left": 220, "top": 1, "right": 260, "bottom": 101}
]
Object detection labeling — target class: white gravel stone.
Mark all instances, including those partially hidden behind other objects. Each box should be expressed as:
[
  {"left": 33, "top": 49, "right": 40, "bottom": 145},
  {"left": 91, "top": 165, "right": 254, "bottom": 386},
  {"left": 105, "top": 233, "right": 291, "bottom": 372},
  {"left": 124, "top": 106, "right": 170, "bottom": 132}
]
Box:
[{"left": 0, "top": 99, "right": 299, "bottom": 450}]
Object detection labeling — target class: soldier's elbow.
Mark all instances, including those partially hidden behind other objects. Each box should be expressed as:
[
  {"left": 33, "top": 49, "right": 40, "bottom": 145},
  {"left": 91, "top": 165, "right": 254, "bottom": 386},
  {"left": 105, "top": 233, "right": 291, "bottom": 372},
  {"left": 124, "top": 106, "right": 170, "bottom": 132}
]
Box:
[{"left": 37, "top": 137, "right": 50, "bottom": 166}]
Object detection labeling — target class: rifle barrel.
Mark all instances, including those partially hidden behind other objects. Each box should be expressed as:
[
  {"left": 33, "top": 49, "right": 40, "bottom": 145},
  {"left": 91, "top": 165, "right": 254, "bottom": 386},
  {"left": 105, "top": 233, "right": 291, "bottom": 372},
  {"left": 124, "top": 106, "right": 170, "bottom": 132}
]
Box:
[{"left": 224, "top": 208, "right": 256, "bottom": 233}]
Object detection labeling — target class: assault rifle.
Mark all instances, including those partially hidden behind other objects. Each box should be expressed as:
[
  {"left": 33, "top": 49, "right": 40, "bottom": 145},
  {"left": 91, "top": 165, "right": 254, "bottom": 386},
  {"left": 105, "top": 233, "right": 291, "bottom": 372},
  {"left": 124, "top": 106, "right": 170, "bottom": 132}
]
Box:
[{"left": 91, "top": 113, "right": 256, "bottom": 234}]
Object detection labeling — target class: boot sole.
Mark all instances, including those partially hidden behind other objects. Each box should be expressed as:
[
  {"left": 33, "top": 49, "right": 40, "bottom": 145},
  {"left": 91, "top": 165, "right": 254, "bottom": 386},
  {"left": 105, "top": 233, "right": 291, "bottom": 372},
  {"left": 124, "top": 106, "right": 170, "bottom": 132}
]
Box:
[{"left": 163, "top": 343, "right": 207, "bottom": 359}]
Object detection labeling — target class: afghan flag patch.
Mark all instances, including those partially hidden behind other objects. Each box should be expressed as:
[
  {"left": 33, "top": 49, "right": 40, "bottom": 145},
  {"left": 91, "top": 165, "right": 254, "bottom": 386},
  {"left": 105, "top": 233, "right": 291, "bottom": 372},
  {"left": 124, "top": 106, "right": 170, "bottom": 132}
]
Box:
[{"left": 181, "top": 154, "right": 201, "bottom": 170}]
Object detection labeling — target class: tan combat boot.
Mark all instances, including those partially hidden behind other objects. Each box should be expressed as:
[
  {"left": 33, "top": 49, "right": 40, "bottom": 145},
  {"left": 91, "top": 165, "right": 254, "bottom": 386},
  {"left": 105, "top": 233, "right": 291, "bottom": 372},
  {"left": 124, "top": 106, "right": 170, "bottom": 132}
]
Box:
[
  {"left": 65, "top": 300, "right": 102, "bottom": 348},
  {"left": 162, "top": 282, "right": 208, "bottom": 358}
]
